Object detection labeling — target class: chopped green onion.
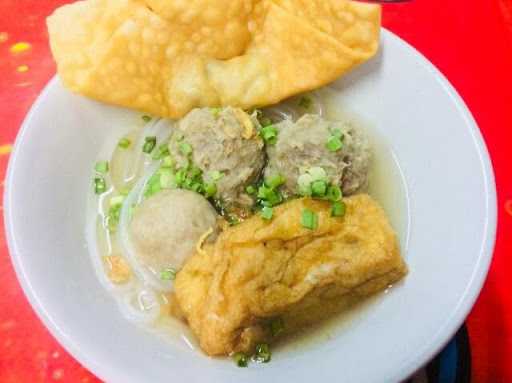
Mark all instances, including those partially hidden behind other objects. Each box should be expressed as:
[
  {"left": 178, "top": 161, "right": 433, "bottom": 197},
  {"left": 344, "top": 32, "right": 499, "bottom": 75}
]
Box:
[
  {"left": 159, "top": 169, "right": 175, "bottom": 189},
  {"left": 179, "top": 142, "right": 192, "bottom": 156},
  {"left": 160, "top": 268, "right": 176, "bottom": 281},
  {"left": 189, "top": 166, "right": 202, "bottom": 179},
  {"left": 246, "top": 185, "right": 256, "bottom": 195},
  {"left": 233, "top": 352, "right": 248, "bottom": 367},
  {"left": 118, "top": 137, "right": 131, "bottom": 149},
  {"left": 109, "top": 195, "right": 125, "bottom": 207},
  {"left": 298, "top": 96, "right": 312, "bottom": 109},
  {"left": 183, "top": 178, "right": 194, "bottom": 189},
  {"left": 297, "top": 173, "right": 313, "bottom": 196},
  {"left": 162, "top": 155, "right": 175, "bottom": 168},
  {"left": 142, "top": 136, "right": 157, "bottom": 154},
  {"left": 174, "top": 169, "right": 186, "bottom": 186},
  {"left": 261, "top": 206, "right": 273, "bottom": 220},
  {"left": 210, "top": 170, "right": 224, "bottom": 181},
  {"left": 105, "top": 204, "right": 122, "bottom": 232},
  {"left": 145, "top": 173, "right": 162, "bottom": 198},
  {"left": 326, "top": 184, "right": 342, "bottom": 202},
  {"left": 270, "top": 317, "right": 284, "bottom": 337},
  {"left": 331, "top": 201, "right": 346, "bottom": 217},
  {"left": 311, "top": 180, "right": 327, "bottom": 197},
  {"left": 152, "top": 143, "right": 170, "bottom": 160},
  {"left": 301, "top": 209, "right": 318, "bottom": 230},
  {"left": 211, "top": 107, "right": 222, "bottom": 117},
  {"left": 191, "top": 182, "right": 203, "bottom": 193},
  {"left": 308, "top": 167, "right": 327, "bottom": 182},
  {"left": 253, "top": 344, "right": 271, "bottom": 363},
  {"left": 94, "top": 177, "right": 107, "bottom": 194},
  {"left": 142, "top": 115, "right": 152, "bottom": 123},
  {"left": 95, "top": 161, "right": 109, "bottom": 174},
  {"left": 260, "top": 125, "right": 278, "bottom": 145},
  {"left": 257, "top": 185, "right": 282, "bottom": 207},
  {"left": 228, "top": 215, "right": 240, "bottom": 226},
  {"left": 204, "top": 183, "right": 217, "bottom": 197},
  {"left": 330, "top": 128, "right": 343, "bottom": 139},
  {"left": 326, "top": 136, "right": 343, "bottom": 152},
  {"left": 265, "top": 174, "right": 286, "bottom": 189},
  {"left": 257, "top": 185, "right": 272, "bottom": 199}
]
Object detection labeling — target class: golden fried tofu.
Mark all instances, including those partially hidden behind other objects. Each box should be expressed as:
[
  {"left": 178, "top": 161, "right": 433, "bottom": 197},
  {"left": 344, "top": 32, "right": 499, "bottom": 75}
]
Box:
[{"left": 175, "top": 194, "right": 407, "bottom": 356}]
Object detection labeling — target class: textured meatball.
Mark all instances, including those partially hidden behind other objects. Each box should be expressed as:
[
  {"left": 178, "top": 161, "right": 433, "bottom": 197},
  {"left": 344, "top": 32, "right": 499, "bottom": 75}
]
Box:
[
  {"left": 130, "top": 189, "right": 218, "bottom": 274},
  {"left": 168, "top": 107, "right": 265, "bottom": 209},
  {"left": 264, "top": 114, "right": 371, "bottom": 196}
]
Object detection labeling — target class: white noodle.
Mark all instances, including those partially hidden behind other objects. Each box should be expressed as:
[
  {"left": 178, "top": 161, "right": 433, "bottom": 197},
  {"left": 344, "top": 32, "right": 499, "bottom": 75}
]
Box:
[
  {"left": 263, "top": 92, "right": 323, "bottom": 122},
  {"left": 119, "top": 287, "right": 161, "bottom": 324}
]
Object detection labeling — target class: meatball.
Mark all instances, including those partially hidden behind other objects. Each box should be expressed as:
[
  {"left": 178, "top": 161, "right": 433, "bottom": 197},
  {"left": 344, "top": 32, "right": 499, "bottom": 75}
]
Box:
[
  {"left": 264, "top": 114, "right": 371, "bottom": 196},
  {"left": 130, "top": 189, "right": 218, "bottom": 274},
  {"left": 168, "top": 107, "right": 265, "bottom": 209}
]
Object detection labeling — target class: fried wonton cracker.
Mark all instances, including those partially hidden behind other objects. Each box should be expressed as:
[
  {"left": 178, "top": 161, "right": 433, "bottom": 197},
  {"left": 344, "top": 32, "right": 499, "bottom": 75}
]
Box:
[{"left": 47, "top": 0, "right": 380, "bottom": 118}]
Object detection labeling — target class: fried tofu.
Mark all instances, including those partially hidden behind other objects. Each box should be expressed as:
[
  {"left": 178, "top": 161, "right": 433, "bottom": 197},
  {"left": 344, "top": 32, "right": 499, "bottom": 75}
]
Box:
[{"left": 175, "top": 194, "right": 407, "bottom": 356}]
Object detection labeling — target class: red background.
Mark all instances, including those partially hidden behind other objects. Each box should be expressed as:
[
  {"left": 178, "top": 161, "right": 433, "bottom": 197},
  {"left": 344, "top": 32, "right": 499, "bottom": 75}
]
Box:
[{"left": 0, "top": 1, "right": 511, "bottom": 382}]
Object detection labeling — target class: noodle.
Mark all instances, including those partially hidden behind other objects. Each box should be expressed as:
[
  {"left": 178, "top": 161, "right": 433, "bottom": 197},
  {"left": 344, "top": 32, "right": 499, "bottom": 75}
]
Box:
[{"left": 264, "top": 92, "right": 323, "bottom": 122}]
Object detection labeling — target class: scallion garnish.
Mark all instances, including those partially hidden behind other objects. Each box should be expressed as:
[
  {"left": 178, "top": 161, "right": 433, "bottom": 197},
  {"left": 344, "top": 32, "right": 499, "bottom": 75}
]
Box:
[
  {"left": 142, "top": 115, "right": 152, "bottom": 123},
  {"left": 211, "top": 107, "right": 222, "bottom": 117},
  {"left": 265, "top": 174, "right": 286, "bottom": 189},
  {"left": 204, "top": 183, "right": 217, "bottom": 198},
  {"left": 311, "top": 180, "right": 327, "bottom": 197},
  {"left": 210, "top": 170, "right": 224, "bottom": 181},
  {"left": 152, "top": 143, "right": 170, "bottom": 160},
  {"left": 109, "top": 195, "right": 125, "bottom": 207},
  {"left": 301, "top": 209, "right": 318, "bottom": 230},
  {"left": 246, "top": 185, "right": 256, "bottom": 195},
  {"left": 118, "top": 137, "right": 131, "bottom": 149},
  {"left": 162, "top": 155, "right": 175, "bottom": 168},
  {"left": 326, "top": 135, "right": 343, "bottom": 152},
  {"left": 159, "top": 168, "right": 175, "bottom": 189},
  {"left": 326, "top": 184, "right": 342, "bottom": 202},
  {"left": 191, "top": 182, "right": 203, "bottom": 193},
  {"left": 260, "top": 125, "right": 278, "bottom": 145},
  {"left": 331, "top": 201, "right": 346, "bottom": 217},
  {"left": 261, "top": 206, "right": 273, "bottom": 220},
  {"left": 308, "top": 166, "right": 327, "bottom": 181},
  {"left": 105, "top": 203, "right": 122, "bottom": 232},
  {"left": 257, "top": 185, "right": 282, "bottom": 206},
  {"left": 228, "top": 215, "right": 240, "bottom": 226},
  {"left": 298, "top": 167, "right": 328, "bottom": 196},
  {"left": 253, "top": 343, "right": 271, "bottom": 363},
  {"left": 269, "top": 317, "right": 284, "bottom": 337},
  {"left": 330, "top": 128, "right": 343, "bottom": 139},
  {"left": 233, "top": 352, "right": 249, "bottom": 367},
  {"left": 189, "top": 166, "right": 202, "bottom": 179},
  {"left": 160, "top": 268, "right": 176, "bottom": 281},
  {"left": 95, "top": 161, "right": 109, "bottom": 174},
  {"left": 94, "top": 177, "right": 107, "bottom": 194},
  {"left": 142, "top": 136, "right": 157, "bottom": 154},
  {"left": 179, "top": 142, "right": 192, "bottom": 156}
]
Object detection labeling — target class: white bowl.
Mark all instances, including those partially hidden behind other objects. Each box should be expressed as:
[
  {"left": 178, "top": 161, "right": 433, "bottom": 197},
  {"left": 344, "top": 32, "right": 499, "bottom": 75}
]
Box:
[{"left": 4, "top": 30, "right": 496, "bottom": 383}]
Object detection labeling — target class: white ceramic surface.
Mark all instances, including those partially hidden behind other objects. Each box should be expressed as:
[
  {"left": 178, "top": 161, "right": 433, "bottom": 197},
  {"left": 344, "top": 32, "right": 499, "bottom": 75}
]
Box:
[{"left": 4, "top": 30, "right": 496, "bottom": 383}]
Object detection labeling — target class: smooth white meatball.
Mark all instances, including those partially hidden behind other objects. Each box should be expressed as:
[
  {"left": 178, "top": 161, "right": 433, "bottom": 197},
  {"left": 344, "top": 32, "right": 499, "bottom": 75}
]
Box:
[{"left": 130, "top": 189, "right": 218, "bottom": 274}]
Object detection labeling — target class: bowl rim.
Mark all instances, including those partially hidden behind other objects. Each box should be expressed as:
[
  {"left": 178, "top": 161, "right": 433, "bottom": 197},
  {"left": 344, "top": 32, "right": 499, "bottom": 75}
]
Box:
[{"left": 3, "top": 28, "right": 497, "bottom": 382}]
